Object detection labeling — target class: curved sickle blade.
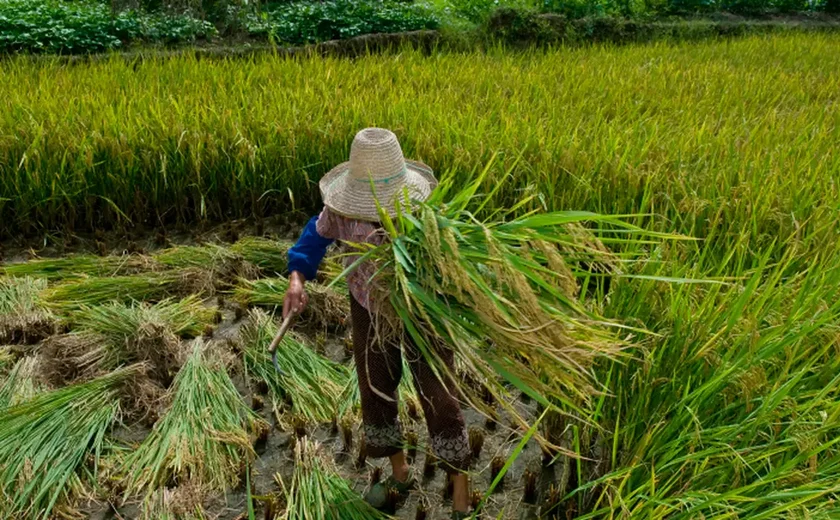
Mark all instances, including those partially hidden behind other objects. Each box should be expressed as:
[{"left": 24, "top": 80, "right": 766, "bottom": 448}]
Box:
[{"left": 268, "top": 312, "right": 296, "bottom": 377}]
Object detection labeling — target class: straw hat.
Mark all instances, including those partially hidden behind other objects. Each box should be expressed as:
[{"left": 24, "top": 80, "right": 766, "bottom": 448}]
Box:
[{"left": 319, "top": 128, "right": 437, "bottom": 222}]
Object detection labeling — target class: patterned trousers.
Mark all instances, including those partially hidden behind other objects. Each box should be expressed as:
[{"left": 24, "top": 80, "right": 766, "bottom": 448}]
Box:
[{"left": 351, "top": 295, "right": 471, "bottom": 472}]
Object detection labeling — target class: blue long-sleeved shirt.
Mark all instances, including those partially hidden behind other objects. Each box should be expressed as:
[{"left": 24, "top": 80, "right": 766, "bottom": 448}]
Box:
[{"left": 287, "top": 215, "right": 334, "bottom": 280}]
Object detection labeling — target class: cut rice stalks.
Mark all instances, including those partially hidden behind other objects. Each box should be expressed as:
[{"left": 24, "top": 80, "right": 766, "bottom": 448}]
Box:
[
  {"left": 276, "top": 437, "right": 388, "bottom": 520},
  {"left": 1, "top": 254, "right": 153, "bottom": 281},
  {"left": 42, "top": 297, "right": 213, "bottom": 389},
  {"left": 0, "top": 356, "right": 45, "bottom": 408},
  {"left": 121, "top": 339, "right": 265, "bottom": 499},
  {"left": 41, "top": 269, "right": 212, "bottom": 312},
  {"left": 230, "top": 236, "right": 293, "bottom": 276},
  {"left": 0, "top": 276, "right": 56, "bottom": 344},
  {"left": 154, "top": 244, "right": 258, "bottom": 282},
  {"left": 349, "top": 171, "right": 674, "bottom": 437},
  {"left": 241, "top": 309, "right": 349, "bottom": 425},
  {"left": 234, "top": 277, "right": 349, "bottom": 329},
  {"left": 0, "top": 366, "right": 136, "bottom": 520}
]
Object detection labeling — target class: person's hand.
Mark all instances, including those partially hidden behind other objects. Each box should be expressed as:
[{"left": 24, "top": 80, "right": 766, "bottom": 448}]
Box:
[{"left": 283, "top": 271, "right": 308, "bottom": 319}]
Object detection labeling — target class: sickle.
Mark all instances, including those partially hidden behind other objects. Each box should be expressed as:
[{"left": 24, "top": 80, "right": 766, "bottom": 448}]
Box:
[{"left": 268, "top": 312, "right": 297, "bottom": 376}]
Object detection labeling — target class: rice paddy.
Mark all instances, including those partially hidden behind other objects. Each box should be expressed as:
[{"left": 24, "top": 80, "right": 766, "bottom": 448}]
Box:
[{"left": 0, "top": 31, "right": 839, "bottom": 519}]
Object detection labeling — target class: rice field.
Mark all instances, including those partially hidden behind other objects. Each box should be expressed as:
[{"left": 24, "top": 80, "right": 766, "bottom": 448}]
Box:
[{"left": 1, "top": 32, "right": 840, "bottom": 519}]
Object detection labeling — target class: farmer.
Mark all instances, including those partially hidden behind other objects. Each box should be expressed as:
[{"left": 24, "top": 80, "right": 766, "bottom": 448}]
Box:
[{"left": 283, "top": 128, "right": 471, "bottom": 518}]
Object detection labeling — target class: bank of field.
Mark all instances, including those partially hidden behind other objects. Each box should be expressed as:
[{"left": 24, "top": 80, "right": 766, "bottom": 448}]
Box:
[{"left": 1, "top": 33, "right": 840, "bottom": 518}]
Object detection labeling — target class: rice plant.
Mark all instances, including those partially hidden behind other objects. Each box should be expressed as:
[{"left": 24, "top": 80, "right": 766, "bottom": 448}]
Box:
[
  {"left": 41, "top": 270, "right": 210, "bottom": 312},
  {"left": 41, "top": 296, "right": 217, "bottom": 388},
  {"left": 121, "top": 339, "right": 264, "bottom": 498},
  {"left": 0, "top": 254, "right": 154, "bottom": 280},
  {"left": 277, "top": 437, "right": 388, "bottom": 520},
  {"left": 0, "top": 356, "right": 44, "bottom": 408},
  {"left": 230, "top": 236, "right": 293, "bottom": 275},
  {"left": 234, "top": 277, "right": 349, "bottom": 328},
  {"left": 240, "top": 309, "right": 350, "bottom": 424},
  {"left": 0, "top": 276, "right": 55, "bottom": 344},
  {"left": 0, "top": 367, "right": 134, "bottom": 520},
  {"left": 70, "top": 295, "right": 216, "bottom": 339}
]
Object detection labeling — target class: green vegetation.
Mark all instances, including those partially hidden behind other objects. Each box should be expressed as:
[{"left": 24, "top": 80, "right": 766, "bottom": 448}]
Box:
[
  {"left": 0, "top": 367, "right": 133, "bottom": 519},
  {"left": 234, "top": 277, "right": 349, "bottom": 328},
  {"left": 0, "top": 31, "right": 837, "bottom": 518},
  {"left": 0, "top": 0, "right": 215, "bottom": 53},
  {"left": 121, "top": 340, "right": 264, "bottom": 498},
  {"left": 277, "top": 437, "right": 388, "bottom": 520},
  {"left": 0, "top": 277, "right": 55, "bottom": 343},
  {"left": 241, "top": 309, "right": 350, "bottom": 424}
]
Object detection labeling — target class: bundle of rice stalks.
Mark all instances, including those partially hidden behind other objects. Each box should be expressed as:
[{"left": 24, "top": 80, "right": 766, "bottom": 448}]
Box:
[
  {"left": 230, "top": 236, "right": 293, "bottom": 276},
  {"left": 277, "top": 437, "right": 387, "bottom": 520},
  {"left": 0, "top": 366, "right": 135, "bottom": 520},
  {"left": 0, "top": 356, "right": 45, "bottom": 408},
  {"left": 354, "top": 172, "right": 670, "bottom": 434},
  {"left": 154, "top": 245, "right": 258, "bottom": 282},
  {"left": 0, "top": 254, "right": 153, "bottom": 281},
  {"left": 0, "top": 276, "right": 56, "bottom": 344},
  {"left": 42, "top": 269, "right": 211, "bottom": 312},
  {"left": 121, "top": 339, "right": 264, "bottom": 498},
  {"left": 241, "top": 309, "right": 350, "bottom": 425},
  {"left": 233, "top": 277, "right": 349, "bottom": 329},
  {"left": 70, "top": 296, "right": 216, "bottom": 339}
]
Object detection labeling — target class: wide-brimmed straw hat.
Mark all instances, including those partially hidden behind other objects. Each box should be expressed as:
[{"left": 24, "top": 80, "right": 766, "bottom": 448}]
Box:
[{"left": 319, "top": 128, "right": 437, "bottom": 222}]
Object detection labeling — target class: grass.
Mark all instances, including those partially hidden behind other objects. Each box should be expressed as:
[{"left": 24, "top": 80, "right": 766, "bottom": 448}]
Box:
[
  {"left": 0, "top": 254, "right": 153, "bottom": 280},
  {"left": 241, "top": 309, "right": 350, "bottom": 424},
  {"left": 277, "top": 437, "right": 388, "bottom": 520},
  {"left": 0, "top": 366, "right": 134, "bottom": 520},
  {"left": 121, "top": 340, "right": 264, "bottom": 500},
  {"left": 0, "top": 356, "right": 43, "bottom": 408}
]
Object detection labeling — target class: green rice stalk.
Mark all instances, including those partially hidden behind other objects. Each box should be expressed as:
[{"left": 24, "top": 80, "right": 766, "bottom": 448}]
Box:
[
  {"left": 276, "top": 437, "right": 388, "bottom": 520},
  {"left": 0, "top": 366, "right": 134, "bottom": 520},
  {"left": 234, "top": 277, "right": 349, "bottom": 329},
  {"left": 122, "top": 339, "right": 265, "bottom": 498},
  {"left": 230, "top": 236, "right": 293, "bottom": 276},
  {"left": 0, "top": 356, "right": 44, "bottom": 408},
  {"left": 40, "top": 297, "right": 215, "bottom": 388},
  {"left": 356, "top": 171, "right": 670, "bottom": 433},
  {"left": 0, "top": 276, "right": 55, "bottom": 344},
  {"left": 70, "top": 296, "right": 215, "bottom": 339},
  {"left": 0, "top": 254, "right": 155, "bottom": 281},
  {"left": 241, "top": 309, "right": 350, "bottom": 425},
  {"left": 42, "top": 269, "right": 211, "bottom": 312}
]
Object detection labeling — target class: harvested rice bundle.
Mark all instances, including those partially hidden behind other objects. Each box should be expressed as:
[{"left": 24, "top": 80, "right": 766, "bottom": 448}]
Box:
[
  {"left": 44, "top": 297, "right": 212, "bottom": 385},
  {"left": 277, "top": 437, "right": 387, "bottom": 520},
  {"left": 241, "top": 309, "right": 350, "bottom": 425},
  {"left": 122, "top": 340, "right": 265, "bottom": 498},
  {"left": 0, "top": 366, "right": 135, "bottom": 520},
  {"left": 0, "top": 356, "right": 45, "bottom": 408},
  {"left": 234, "top": 277, "right": 349, "bottom": 329},
  {"left": 154, "top": 244, "right": 258, "bottom": 281},
  {"left": 0, "top": 276, "right": 56, "bottom": 344},
  {"left": 42, "top": 269, "right": 212, "bottom": 312},
  {"left": 230, "top": 236, "right": 293, "bottom": 275},
  {"left": 0, "top": 254, "right": 153, "bottom": 281},
  {"left": 70, "top": 295, "right": 216, "bottom": 339},
  {"left": 353, "top": 173, "right": 665, "bottom": 433}
]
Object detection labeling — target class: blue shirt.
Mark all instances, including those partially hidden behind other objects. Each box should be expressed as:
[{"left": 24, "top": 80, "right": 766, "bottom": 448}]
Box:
[{"left": 287, "top": 215, "right": 334, "bottom": 281}]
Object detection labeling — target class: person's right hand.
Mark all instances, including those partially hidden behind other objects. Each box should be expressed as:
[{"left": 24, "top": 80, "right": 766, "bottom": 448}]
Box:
[{"left": 283, "top": 271, "right": 308, "bottom": 319}]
